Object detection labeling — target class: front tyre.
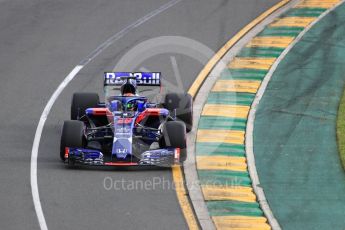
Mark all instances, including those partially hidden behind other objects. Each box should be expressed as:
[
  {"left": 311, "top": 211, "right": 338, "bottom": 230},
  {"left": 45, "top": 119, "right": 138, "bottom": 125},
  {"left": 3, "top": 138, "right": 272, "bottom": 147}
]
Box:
[
  {"left": 160, "top": 121, "right": 187, "bottom": 162},
  {"left": 60, "top": 120, "right": 85, "bottom": 161}
]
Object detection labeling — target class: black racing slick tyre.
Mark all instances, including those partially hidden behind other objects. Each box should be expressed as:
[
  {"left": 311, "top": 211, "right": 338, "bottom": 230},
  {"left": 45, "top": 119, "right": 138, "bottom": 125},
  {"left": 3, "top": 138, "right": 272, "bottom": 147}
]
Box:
[
  {"left": 160, "top": 121, "right": 187, "bottom": 162},
  {"left": 164, "top": 93, "right": 193, "bottom": 133},
  {"left": 71, "top": 92, "right": 99, "bottom": 120},
  {"left": 60, "top": 120, "right": 85, "bottom": 161}
]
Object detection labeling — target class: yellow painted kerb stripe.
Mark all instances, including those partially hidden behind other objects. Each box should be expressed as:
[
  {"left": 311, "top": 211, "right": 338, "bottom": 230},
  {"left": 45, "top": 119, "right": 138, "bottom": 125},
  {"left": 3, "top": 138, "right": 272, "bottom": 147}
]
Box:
[
  {"left": 229, "top": 57, "right": 276, "bottom": 70},
  {"left": 198, "top": 155, "right": 247, "bottom": 164},
  {"left": 212, "top": 80, "right": 261, "bottom": 94},
  {"left": 212, "top": 216, "right": 270, "bottom": 228},
  {"left": 270, "top": 16, "right": 316, "bottom": 27},
  {"left": 246, "top": 36, "right": 295, "bottom": 48},
  {"left": 197, "top": 155, "right": 248, "bottom": 171},
  {"left": 213, "top": 216, "right": 269, "bottom": 222},
  {"left": 202, "top": 104, "right": 250, "bottom": 118},
  {"left": 213, "top": 216, "right": 271, "bottom": 230},
  {"left": 201, "top": 185, "right": 257, "bottom": 202},
  {"left": 295, "top": 0, "right": 340, "bottom": 8},
  {"left": 197, "top": 129, "right": 245, "bottom": 145}
]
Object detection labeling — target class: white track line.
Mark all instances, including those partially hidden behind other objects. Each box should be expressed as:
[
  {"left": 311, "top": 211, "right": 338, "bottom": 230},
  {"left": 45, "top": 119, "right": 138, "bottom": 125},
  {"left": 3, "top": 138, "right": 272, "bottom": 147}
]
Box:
[
  {"left": 30, "top": 65, "right": 82, "bottom": 230},
  {"left": 245, "top": 1, "right": 345, "bottom": 230},
  {"left": 30, "top": 1, "right": 182, "bottom": 229}
]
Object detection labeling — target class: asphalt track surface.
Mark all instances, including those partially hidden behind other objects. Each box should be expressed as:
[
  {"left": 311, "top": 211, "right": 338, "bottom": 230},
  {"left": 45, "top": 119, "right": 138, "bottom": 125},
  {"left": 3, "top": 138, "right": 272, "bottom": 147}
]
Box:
[{"left": 0, "top": 1, "right": 279, "bottom": 229}]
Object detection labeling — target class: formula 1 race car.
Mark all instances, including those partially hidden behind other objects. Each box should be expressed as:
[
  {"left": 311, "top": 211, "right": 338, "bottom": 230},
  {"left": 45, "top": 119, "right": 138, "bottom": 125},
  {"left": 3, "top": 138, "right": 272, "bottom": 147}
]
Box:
[{"left": 60, "top": 72, "right": 193, "bottom": 167}]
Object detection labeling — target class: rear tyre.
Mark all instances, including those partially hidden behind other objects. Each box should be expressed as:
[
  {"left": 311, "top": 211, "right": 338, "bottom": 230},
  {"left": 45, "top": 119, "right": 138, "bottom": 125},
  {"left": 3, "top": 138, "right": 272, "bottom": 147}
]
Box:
[
  {"left": 160, "top": 121, "right": 187, "bottom": 162},
  {"left": 164, "top": 93, "right": 193, "bottom": 132},
  {"left": 60, "top": 120, "right": 85, "bottom": 161},
  {"left": 71, "top": 92, "right": 99, "bottom": 120}
]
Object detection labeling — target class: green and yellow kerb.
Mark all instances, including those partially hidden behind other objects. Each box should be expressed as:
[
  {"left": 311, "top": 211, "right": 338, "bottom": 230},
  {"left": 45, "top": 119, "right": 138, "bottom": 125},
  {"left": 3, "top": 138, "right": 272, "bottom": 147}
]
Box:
[{"left": 195, "top": 0, "right": 341, "bottom": 229}]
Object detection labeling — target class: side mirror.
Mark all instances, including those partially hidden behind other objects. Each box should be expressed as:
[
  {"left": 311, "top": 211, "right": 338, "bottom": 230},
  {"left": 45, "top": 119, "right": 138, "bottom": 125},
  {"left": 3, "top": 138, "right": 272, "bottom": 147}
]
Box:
[
  {"left": 137, "top": 101, "right": 145, "bottom": 112},
  {"left": 109, "top": 100, "right": 121, "bottom": 112}
]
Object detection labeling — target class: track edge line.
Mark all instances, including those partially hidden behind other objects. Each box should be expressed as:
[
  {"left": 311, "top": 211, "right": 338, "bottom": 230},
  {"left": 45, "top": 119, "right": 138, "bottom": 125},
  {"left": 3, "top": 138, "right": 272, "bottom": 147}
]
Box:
[{"left": 30, "top": 65, "right": 84, "bottom": 230}]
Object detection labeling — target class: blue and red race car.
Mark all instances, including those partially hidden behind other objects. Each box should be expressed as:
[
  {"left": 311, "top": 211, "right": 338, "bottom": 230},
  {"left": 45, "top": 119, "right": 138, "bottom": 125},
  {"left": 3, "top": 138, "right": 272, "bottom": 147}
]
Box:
[{"left": 60, "top": 72, "right": 193, "bottom": 167}]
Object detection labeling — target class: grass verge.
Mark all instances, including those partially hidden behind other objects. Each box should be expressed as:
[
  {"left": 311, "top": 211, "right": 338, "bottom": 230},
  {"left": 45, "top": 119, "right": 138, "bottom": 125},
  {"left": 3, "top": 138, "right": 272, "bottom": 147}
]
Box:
[{"left": 337, "top": 88, "right": 345, "bottom": 170}]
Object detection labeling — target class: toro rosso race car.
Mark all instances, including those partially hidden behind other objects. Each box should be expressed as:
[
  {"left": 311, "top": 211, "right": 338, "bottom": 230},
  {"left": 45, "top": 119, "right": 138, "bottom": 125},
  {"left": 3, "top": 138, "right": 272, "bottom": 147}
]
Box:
[{"left": 60, "top": 72, "right": 193, "bottom": 167}]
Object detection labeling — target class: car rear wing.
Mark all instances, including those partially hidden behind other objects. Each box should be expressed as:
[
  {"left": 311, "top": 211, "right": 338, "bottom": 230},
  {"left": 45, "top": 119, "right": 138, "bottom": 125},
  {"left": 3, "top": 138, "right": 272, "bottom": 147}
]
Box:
[
  {"left": 104, "top": 72, "right": 161, "bottom": 86},
  {"left": 104, "top": 72, "right": 162, "bottom": 102}
]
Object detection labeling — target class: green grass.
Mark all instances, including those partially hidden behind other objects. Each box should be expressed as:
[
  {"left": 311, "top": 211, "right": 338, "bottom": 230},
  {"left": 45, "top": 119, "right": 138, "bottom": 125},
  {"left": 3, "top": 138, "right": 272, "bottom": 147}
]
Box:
[{"left": 337, "top": 88, "right": 345, "bottom": 170}]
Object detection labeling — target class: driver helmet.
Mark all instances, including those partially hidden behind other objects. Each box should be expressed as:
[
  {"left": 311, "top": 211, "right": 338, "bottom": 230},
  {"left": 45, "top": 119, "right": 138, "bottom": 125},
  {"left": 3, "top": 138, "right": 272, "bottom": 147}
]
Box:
[{"left": 121, "top": 79, "right": 136, "bottom": 96}]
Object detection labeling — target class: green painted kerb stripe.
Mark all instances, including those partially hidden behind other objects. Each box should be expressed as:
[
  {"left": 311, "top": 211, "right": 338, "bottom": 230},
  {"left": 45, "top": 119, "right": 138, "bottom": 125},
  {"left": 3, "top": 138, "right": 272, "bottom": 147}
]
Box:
[
  {"left": 198, "top": 170, "right": 252, "bottom": 187},
  {"left": 284, "top": 7, "right": 327, "bottom": 17},
  {"left": 196, "top": 142, "right": 245, "bottom": 157},
  {"left": 207, "top": 92, "right": 255, "bottom": 106},
  {"left": 258, "top": 26, "right": 304, "bottom": 37},
  {"left": 237, "top": 47, "right": 285, "bottom": 58},
  {"left": 199, "top": 116, "right": 247, "bottom": 131},
  {"left": 207, "top": 201, "right": 264, "bottom": 217},
  {"left": 221, "top": 69, "right": 267, "bottom": 81}
]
